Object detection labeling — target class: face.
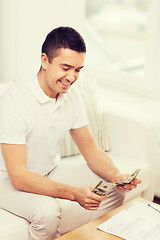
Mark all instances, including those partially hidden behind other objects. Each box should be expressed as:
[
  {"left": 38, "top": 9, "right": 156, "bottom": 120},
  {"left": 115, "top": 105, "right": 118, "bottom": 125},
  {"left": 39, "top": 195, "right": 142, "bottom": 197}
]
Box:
[{"left": 39, "top": 48, "right": 85, "bottom": 98}]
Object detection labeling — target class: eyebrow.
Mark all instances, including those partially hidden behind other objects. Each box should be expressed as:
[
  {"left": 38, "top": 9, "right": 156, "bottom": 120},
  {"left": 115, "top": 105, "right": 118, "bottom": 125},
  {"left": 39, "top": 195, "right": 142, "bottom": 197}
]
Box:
[{"left": 60, "top": 63, "right": 84, "bottom": 70}]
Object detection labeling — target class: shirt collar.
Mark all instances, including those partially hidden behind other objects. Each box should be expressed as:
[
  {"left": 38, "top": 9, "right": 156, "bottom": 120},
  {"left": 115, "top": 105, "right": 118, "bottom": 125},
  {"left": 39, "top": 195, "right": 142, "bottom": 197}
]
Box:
[{"left": 27, "top": 74, "right": 68, "bottom": 105}]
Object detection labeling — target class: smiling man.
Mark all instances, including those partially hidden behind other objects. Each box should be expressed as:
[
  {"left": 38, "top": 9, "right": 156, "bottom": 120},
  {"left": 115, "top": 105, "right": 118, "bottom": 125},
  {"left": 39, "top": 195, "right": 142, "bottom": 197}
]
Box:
[
  {"left": 0, "top": 27, "right": 141, "bottom": 240},
  {"left": 38, "top": 48, "right": 85, "bottom": 98}
]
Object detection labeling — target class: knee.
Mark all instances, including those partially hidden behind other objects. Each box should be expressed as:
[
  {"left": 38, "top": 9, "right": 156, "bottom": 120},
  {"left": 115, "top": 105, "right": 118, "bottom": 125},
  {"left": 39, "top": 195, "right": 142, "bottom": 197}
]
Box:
[
  {"left": 37, "top": 198, "right": 61, "bottom": 224},
  {"left": 109, "top": 188, "right": 125, "bottom": 207},
  {"left": 95, "top": 188, "right": 125, "bottom": 218},
  {"left": 29, "top": 198, "right": 61, "bottom": 240},
  {"left": 115, "top": 189, "right": 125, "bottom": 205}
]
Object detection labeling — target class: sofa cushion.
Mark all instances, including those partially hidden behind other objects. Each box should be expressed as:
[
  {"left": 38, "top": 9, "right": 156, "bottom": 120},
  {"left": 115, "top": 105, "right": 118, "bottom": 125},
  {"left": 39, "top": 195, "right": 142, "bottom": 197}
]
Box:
[
  {"left": 60, "top": 78, "right": 110, "bottom": 157},
  {"left": 0, "top": 209, "right": 29, "bottom": 240}
]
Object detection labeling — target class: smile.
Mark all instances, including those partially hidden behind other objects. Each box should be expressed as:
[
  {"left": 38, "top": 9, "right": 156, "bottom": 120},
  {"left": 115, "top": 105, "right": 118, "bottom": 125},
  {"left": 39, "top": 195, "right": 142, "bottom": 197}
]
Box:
[{"left": 59, "top": 79, "right": 70, "bottom": 87}]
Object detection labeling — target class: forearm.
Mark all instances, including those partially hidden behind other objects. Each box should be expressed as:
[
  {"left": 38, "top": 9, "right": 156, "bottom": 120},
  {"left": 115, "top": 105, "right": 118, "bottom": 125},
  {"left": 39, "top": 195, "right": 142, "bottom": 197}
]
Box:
[
  {"left": 2, "top": 143, "right": 77, "bottom": 201},
  {"left": 84, "top": 145, "right": 121, "bottom": 182},
  {"left": 10, "top": 169, "right": 77, "bottom": 201},
  {"left": 10, "top": 169, "right": 108, "bottom": 210},
  {"left": 71, "top": 126, "right": 121, "bottom": 182}
]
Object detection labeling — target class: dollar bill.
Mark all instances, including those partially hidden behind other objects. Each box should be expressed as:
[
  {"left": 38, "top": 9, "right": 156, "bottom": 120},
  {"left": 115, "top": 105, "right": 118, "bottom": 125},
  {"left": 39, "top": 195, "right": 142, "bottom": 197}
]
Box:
[
  {"left": 115, "top": 169, "right": 141, "bottom": 185},
  {"left": 92, "top": 169, "right": 141, "bottom": 196},
  {"left": 92, "top": 181, "right": 115, "bottom": 196}
]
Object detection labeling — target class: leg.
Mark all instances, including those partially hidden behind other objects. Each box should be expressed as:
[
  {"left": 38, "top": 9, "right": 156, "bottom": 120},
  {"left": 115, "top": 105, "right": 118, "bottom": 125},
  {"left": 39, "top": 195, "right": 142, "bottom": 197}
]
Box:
[
  {"left": 89, "top": 187, "right": 125, "bottom": 220},
  {"left": 0, "top": 179, "right": 61, "bottom": 240},
  {"left": 48, "top": 159, "right": 125, "bottom": 232}
]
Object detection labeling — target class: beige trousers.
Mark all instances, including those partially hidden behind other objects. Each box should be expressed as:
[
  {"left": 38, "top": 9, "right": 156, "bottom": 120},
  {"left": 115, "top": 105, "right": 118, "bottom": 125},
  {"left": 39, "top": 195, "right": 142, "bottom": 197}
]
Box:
[{"left": 0, "top": 163, "right": 125, "bottom": 240}]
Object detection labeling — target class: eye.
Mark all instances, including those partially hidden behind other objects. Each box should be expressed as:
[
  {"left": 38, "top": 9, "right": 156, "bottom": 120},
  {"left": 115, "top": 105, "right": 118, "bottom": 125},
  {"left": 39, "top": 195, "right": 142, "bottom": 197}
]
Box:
[
  {"left": 75, "top": 69, "right": 80, "bottom": 73},
  {"left": 63, "top": 68, "right": 69, "bottom": 71}
]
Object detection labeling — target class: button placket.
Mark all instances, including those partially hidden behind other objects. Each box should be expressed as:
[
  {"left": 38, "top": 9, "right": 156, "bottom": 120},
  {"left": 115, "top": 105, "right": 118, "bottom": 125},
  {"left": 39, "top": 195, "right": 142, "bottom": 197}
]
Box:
[{"left": 49, "top": 108, "right": 58, "bottom": 127}]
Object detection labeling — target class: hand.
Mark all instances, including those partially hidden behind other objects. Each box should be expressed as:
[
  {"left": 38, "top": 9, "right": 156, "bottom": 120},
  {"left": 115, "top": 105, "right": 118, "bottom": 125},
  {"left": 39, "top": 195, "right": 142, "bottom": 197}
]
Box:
[
  {"left": 74, "top": 186, "right": 107, "bottom": 210},
  {"left": 113, "top": 174, "right": 130, "bottom": 183},
  {"left": 111, "top": 173, "right": 141, "bottom": 193},
  {"left": 116, "top": 177, "right": 141, "bottom": 193}
]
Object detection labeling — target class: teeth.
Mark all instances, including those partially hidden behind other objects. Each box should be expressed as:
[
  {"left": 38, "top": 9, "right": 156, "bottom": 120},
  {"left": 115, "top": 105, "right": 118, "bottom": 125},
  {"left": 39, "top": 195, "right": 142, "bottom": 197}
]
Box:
[
  {"left": 60, "top": 80, "right": 69, "bottom": 86},
  {"left": 62, "top": 82, "right": 69, "bottom": 86}
]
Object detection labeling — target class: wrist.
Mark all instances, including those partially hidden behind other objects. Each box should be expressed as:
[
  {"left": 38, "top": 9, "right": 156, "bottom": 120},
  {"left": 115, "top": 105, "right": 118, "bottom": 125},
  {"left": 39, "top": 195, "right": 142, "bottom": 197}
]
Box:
[
  {"left": 69, "top": 186, "right": 79, "bottom": 202},
  {"left": 108, "top": 168, "right": 122, "bottom": 183}
]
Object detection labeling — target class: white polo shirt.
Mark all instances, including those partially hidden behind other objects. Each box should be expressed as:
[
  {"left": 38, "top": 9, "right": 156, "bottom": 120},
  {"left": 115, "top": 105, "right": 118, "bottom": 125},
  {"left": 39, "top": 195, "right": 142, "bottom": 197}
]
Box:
[{"left": 0, "top": 75, "right": 88, "bottom": 178}]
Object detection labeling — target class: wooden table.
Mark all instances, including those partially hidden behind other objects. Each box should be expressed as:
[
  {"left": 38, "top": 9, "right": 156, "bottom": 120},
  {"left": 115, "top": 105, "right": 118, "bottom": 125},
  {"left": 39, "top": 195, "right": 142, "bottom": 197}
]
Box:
[{"left": 55, "top": 197, "right": 155, "bottom": 240}]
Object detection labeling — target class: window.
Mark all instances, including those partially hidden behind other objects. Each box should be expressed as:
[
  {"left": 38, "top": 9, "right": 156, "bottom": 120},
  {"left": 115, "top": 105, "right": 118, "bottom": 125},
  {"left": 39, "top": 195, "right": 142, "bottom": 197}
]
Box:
[
  {"left": 85, "top": 0, "right": 148, "bottom": 76},
  {"left": 84, "top": 0, "right": 160, "bottom": 98}
]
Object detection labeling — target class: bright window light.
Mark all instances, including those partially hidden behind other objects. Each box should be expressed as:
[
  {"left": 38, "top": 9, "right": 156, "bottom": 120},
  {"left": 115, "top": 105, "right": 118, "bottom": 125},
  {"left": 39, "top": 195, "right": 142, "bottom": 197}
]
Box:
[{"left": 85, "top": 0, "right": 148, "bottom": 76}]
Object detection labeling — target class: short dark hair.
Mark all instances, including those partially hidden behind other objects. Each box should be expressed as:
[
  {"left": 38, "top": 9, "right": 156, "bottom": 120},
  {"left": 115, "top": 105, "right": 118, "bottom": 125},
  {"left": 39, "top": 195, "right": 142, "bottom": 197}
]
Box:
[{"left": 42, "top": 26, "right": 86, "bottom": 63}]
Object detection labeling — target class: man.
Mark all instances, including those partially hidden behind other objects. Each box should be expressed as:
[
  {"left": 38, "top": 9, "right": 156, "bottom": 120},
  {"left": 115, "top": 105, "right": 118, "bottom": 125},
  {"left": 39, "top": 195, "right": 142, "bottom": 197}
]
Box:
[{"left": 0, "top": 27, "right": 141, "bottom": 240}]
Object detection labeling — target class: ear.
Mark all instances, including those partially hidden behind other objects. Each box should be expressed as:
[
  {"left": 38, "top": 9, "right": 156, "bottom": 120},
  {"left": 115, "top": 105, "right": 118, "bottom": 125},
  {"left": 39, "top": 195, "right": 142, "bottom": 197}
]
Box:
[{"left": 41, "top": 53, "right": 49, "bottom": 70}]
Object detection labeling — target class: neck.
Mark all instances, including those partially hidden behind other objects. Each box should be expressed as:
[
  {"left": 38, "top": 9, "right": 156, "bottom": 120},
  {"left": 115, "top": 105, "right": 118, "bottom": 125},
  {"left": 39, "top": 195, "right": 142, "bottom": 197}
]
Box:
[{"left": 37, "top": 70, "right": 57, "bottom": 99}]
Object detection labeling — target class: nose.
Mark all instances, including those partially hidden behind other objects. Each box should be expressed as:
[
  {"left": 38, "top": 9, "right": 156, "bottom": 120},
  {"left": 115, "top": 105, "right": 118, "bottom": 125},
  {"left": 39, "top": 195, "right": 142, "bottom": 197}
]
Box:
[{"left": 66, "top": 72, "right": 76, "bottom": 83}]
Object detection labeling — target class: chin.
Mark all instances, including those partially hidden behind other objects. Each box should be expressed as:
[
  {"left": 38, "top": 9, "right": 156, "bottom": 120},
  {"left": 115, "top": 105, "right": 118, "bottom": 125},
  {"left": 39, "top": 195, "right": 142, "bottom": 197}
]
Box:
[{"left": 61, "top": 86, "right": 70, "bottom": 92}]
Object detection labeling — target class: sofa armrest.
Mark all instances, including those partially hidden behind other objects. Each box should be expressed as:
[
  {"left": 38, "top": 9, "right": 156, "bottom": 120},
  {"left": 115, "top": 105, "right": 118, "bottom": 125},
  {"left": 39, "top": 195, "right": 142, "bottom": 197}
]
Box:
[
  {"left": 102, "top": 109, "right": 160, "bottom": 200},
  {"left": 103, "top": 111, "right": 155, "bottom": 162}
]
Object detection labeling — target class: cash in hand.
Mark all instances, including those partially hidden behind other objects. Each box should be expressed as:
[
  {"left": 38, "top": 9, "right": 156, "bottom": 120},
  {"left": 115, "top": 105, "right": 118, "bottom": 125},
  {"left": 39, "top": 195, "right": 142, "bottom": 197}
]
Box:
[{"left": 92, "top": 169, "right": 141, "bottom": 196}]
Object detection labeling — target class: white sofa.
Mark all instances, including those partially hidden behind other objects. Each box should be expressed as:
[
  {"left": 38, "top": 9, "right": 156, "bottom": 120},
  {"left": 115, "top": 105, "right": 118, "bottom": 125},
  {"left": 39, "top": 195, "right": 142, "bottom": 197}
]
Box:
[{"left": 0, "top": 78, "right": 157, "bottom": 239}]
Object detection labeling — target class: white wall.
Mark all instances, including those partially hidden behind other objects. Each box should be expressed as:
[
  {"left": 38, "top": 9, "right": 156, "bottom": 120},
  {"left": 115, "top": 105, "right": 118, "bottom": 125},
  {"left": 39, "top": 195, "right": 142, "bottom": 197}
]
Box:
[{"left": 0, "top": 0, "right": 85, "bottom": 82}]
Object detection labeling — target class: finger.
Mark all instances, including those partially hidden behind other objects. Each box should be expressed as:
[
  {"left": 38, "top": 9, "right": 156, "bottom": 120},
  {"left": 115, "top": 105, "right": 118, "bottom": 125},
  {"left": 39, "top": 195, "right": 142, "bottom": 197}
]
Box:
[
  {"left": 116, "top": 185, "right": 133, "bottom": 192},
  {"left": 130, "top": 178, "right": 141, "bottom": 185},
  {"left": 90, "top": 195, "right": 107, "bottom": 204},
  {"left": 85, "top": 198, "right": 101, "bottom": 204},
  {"left": 90, "top": 191, "right": 107, "bottom": 202},
  {"left": 84, "top": 203, "right": 101, "bottom": 210},
  {"left": 124, "top": 184, "right": 136, "bottom": 189},
  {"left": 85, "top": 202, "right": 100, "bottom": 207},
  {"left": 85, "top": 206, "right": 99, "bottom": 211}
]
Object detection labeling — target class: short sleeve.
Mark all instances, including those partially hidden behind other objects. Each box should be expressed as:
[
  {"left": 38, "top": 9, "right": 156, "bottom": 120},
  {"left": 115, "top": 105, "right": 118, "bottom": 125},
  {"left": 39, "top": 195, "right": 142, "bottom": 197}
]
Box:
[{"left": 0, "top": 92, "right": 27, "bottom": 144}]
